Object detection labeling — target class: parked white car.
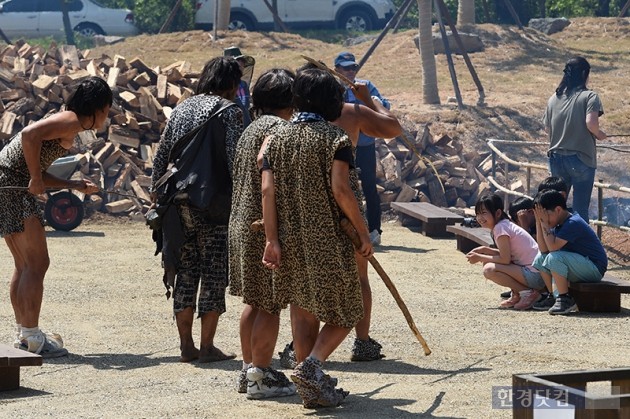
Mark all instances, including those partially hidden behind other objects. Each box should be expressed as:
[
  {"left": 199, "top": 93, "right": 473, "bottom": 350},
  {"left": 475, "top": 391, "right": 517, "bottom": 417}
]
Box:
[
  {"left": 0, "top": 0, "right": 138, "bottom": 39},
  {"left": 195, "top": 0, "right": 395, "bottom": 32}
]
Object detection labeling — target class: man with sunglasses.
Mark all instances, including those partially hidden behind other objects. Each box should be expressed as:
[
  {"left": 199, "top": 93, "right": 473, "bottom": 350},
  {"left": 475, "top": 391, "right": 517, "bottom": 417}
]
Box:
[{"left": 334, "top": 52, "right": 390, "bottom": 245}]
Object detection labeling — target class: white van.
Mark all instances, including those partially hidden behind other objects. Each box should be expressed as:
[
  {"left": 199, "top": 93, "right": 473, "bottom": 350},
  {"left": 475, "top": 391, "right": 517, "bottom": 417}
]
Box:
[{"left": 195, "top": 0, "right": 395, "bottom": 32}]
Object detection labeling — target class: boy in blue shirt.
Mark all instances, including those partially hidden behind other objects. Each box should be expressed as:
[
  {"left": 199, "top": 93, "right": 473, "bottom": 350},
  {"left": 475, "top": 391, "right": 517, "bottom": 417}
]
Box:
[{"left": 531, "top": 189, "right": 607, "bottom": 314}]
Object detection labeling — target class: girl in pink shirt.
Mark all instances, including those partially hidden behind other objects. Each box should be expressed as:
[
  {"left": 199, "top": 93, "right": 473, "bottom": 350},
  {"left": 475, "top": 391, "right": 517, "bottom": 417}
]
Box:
[{"left": 466, "top": 194, "right": 545, "bottom": 310}]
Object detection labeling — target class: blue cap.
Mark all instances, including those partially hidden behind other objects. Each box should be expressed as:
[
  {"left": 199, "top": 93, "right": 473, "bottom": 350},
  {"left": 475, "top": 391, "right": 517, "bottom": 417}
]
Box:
[{"left": 334, "top": 52, "right": 357, "bottom": 67}]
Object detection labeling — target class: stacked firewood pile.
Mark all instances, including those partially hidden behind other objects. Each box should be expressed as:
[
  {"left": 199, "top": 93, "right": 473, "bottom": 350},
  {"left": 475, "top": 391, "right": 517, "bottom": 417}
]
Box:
[
  {"left": 373, "top": 123, "right": 522, "bottom": 210},
  {"left": 0, "top": 40, "right": 199, "bottom": 216},
  {"left": 0, "top": 40, "right": 521, "bottom": 217}
]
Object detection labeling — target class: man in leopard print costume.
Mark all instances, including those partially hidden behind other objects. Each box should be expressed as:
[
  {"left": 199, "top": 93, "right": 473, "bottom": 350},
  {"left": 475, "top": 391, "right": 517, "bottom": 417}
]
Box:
[
  {"left": 261, "top": 69, "right": 373, "bottom": 408},
  {"left": 150, "top": 57, "right": 243, "bottom": 363}
]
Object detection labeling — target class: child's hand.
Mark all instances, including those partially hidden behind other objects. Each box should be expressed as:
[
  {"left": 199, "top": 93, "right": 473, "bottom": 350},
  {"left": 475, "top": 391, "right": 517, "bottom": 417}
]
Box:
[
  {"left": 466, "top": 251, "right": 481, "bottom": 264},
  {"left": 534, "top": 204, "right": 548, "bottom": 227}
]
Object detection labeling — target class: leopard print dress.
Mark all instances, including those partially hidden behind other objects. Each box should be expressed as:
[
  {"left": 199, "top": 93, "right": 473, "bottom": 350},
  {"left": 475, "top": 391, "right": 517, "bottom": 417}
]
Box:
[
  {"left": 0, "top": 133, "right": 68, "bottom": 236},
  {"left": 228, "top": 115, "right": 288, "bottom": 315},
  {"left": 264, "top": 120, "right": 363, "bottom": 329}
]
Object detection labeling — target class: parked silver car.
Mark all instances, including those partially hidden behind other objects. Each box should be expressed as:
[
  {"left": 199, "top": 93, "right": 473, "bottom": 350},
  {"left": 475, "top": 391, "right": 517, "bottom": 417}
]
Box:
[{"left": 0, "top": 0, "right": 138, "bottom": 39}]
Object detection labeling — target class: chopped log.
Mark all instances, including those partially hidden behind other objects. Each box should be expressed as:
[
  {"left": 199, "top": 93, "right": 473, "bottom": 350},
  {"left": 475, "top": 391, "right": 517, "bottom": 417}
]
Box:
[
  {"left": 105, "top": 199, "right": 134, "bottom": 213},
  {"left": 130, "top": 180, "right": 151, "bottom": 203},
  {"left": 0, "top": 111, "right": 16, "bottom": 139},
  {"left": 102, "top": 147, "right": 123, "bottom": 169},
  {"left": 106, "top": 67, "right": 120, "bottom": 88},
  {"left": 396, "top": 184, "right": 418, "bottom": 202},
  {"left": 156, "top": 74, "right": 168, "bottom": 101},
  {"left": 135, "top": 175, "right": 152, "bottom": 188},
  {"left": 128, "top": 57, "right": 157, "bottom": 83},
  {"left": 31, "top": 74, "right": 55, "bottom": 95},
  {"left": 119, "top": 90, "right": 139, "bottom": 108},
  {"left": 59, "top": 45, "right": 80, "bottom": 69},
  {"left": 109, "top": 126, "right": 140, "bottom": 149},
  {"left": 427, "top": 173, "right": 447, "bottom": 207}
]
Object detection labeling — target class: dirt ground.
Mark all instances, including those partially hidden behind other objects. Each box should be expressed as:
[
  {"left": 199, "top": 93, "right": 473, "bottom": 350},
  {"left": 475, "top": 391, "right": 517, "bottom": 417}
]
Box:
[{"left": 0, "top": 218, "right": 628, "bottom": 418}]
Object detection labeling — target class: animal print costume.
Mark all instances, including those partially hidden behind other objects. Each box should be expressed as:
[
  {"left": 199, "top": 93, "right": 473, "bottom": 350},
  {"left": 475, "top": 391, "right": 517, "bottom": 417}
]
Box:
[
  {"left": 263, "top": 119, "right": 363, "bottom": 329},
  {"left": 151, "top": 94, "right": 243, "bottom": 314},
  {"left": 0, "top": 133, "right": 67, "bottom": 236},
  {"left": 228, "top": 114, "right": 288, "bottom": 315}
]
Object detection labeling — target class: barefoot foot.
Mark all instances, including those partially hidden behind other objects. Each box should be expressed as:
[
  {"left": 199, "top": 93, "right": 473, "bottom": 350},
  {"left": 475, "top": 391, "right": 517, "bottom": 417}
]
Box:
[
  {"left": 198, "top": 346, "right": 236, "bottom": 363},
  {"left": 180, "top": 346, "right": 200, "bottom": 363}
]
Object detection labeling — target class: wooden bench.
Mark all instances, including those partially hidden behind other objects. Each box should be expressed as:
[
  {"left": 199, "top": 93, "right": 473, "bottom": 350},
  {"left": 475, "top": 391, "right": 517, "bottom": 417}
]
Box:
[
  {"left": 570, "top": 273, "right": 630, "bottom": 313},
  {"left": 0, "top": 344, "right": 42, "bottom": 391},
  {"left": 446, "top": 224, "right": 494, "bottom": 254},
  {"left": 391, "top": 202, "right": 464, "bottom": 237}
]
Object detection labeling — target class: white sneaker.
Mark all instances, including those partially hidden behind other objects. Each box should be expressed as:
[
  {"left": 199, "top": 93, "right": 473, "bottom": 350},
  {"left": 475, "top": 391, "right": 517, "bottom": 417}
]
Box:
[
  {"left": 369, "top": 230, "right": 381, "bottom": 246},
  {"left": 246, "top": 366, "right": 296, "bottom": 399},
  {"left": 19, "top": 332, "right": 68, "bottom": 359}
]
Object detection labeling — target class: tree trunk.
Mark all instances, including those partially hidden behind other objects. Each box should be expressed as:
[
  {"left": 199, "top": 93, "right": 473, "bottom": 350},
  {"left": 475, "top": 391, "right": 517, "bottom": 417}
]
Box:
[
  {"left": 457, "top": 0, "right": 475, "bottom": 27},
  {"left": 539, "top": 0, "right": 546, "bottom": 17},
  {"left": 417, "top": 0, "right": 440, "bottom": 104},
  {"left": 217, "top": 0, "right": 231, "bottom": 30},
  {"left": 597, "top": 0, "right": 610, "bottom": 16},
  {"left": 59, "top": 0, "right": 75, "bottom": 45}
]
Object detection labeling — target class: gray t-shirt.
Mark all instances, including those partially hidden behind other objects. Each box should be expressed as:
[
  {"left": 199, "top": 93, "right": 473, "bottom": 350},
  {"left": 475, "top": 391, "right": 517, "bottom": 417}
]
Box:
[{"left": 542, "top": 89, "right": 603, "bottom": 168}]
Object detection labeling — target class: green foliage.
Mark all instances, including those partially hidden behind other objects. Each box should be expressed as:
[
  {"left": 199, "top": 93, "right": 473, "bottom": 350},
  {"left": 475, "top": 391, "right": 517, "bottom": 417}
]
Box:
[
  {"left": 96, "top": 0, "right": 196, "bottom": 33},
  {"left": 134, "top": 0, "right": 196, "bottom": 33}
]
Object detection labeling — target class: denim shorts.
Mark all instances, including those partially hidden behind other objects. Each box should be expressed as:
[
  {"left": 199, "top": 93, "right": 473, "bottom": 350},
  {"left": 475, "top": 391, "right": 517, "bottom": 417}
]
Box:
[
  {"left": 532, "top": 251, "right": 603, "bottom": 283},
  {"left": 521, "top": 266, "right": 545, "bottom": 290}
]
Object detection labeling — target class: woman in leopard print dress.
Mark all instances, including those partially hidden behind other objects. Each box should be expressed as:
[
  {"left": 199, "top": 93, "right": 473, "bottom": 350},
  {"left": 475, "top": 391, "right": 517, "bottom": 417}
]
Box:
[
  {"left": 0, "top": 76, "right": 110, "bottom": 358},
  {"left": 261, "top": 69, "right": 373, "bottom": 408},
  {"left": 228, "top": 68, "right": 297, "bottom": 399}
]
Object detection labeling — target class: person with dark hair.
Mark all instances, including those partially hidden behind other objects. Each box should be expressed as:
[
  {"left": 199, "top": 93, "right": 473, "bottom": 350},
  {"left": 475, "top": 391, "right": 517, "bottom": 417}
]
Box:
[
  {"left": 150, "top": 56, "right": 243, "bottom": 363},
  {"left": 543, "top": 56, "right": 606, "bottom": 222},
  {"left": 537, "top": 176, "right": 569, "bottom": 196},
  {"left": 228, "top": 68, "right": 297, "bottom": 399},
  {"left": 531, "top": 189, "right": 607, "bottom": 314},
  {"left": 277, "top": 63, "right": 401, "bottom": 366},
  {"left": 223, "top": 46, "right": 255, "bottom": 127},
  {"left": 261, "top": 68, "right": 373, "bottom": 408},
  {"left": 0, "top": 76, "right": 109, "bottom": 358},
  {"left": 334, "top": 51, "right": 390, "bottom": 246},
  {"left": 466, "top": 194, "right": 544, "bottom": 310},
  {"left": 508, "top": 197, "right": 536, "bottom": 237}
]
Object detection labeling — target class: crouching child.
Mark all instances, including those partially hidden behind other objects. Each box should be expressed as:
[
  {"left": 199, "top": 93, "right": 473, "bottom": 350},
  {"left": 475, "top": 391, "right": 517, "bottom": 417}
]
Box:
[{"left": 532, "top": 189, "right": 608, "bottom": 314}]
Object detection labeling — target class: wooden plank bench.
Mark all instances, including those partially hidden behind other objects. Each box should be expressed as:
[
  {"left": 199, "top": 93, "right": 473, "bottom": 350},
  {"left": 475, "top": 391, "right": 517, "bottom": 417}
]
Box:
[
  {"left": 446, "top": 224, "right": 494, "bottom": 254},
  {"left": 570, "top": 273, "right": 630, "bottom": 313},
  {"left": 0, "top": 344, "right": 42, "bottom": 391},
  {"left": 391, "top": 202, "right": 464, "bottom": 237}
]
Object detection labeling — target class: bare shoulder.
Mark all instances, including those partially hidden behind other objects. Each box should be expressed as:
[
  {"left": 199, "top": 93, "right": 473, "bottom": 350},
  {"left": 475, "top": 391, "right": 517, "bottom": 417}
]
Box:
[{"left": 22, "top": 111, "right": 80, "bottom": 141}]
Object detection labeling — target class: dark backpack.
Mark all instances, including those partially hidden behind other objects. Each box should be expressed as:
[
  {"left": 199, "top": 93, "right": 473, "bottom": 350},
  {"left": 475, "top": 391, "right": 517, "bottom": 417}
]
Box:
[{"left": 154, "top": 98, "right": 236, "bottom": 224}]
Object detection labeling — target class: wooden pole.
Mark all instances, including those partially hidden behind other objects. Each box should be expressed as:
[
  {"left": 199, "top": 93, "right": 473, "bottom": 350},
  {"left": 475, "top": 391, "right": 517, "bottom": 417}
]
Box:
[
  {"left": 503, "top": 0, "right": 524, "bottom": 30},
  {"left": 434, "top": 0, "right": 463, "bottom": 110},
  {"left": 393, "top": 0, "right": 414, "bottom": 33},
  {"left": 59, "top": 0, "right": 76, "bottom": 45},
  {"left": 213, "top": 0, "right": 219, "bottom": 40},
  {"left": 0, "top": 27, "right": 10, "bottom": 45},
  {"left": 357, "top": 0, "right": 415, "bottom": 71},
  {"left": 340, "top": 218, "right": 431, "bottom": 356},
  {"left": 597, "top": 181, "right": 603, "bottom": 239},
  {"left": 620, "top": 0, "right": 630, "bottom": 17},
  {"left": 159, "top": 0, "right": 183, "bottom": 34},
  {"left": 262, "top": 0, "right": 290, "bottom": 32},
  {"left": 435, "top": 0, "right": 485, "bottom": 105}
]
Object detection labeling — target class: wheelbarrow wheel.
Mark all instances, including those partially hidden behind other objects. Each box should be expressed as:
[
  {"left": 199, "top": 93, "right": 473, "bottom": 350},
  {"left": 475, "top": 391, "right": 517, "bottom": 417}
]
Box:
[{"left": 44, "top": 191, "right": 84, "bottom": 231}]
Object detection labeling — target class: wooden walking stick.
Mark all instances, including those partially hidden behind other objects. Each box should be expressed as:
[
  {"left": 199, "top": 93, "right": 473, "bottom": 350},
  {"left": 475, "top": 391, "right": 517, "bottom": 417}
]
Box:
[{"left": 340, "top": 218, "right": 431, "bottom": 356}]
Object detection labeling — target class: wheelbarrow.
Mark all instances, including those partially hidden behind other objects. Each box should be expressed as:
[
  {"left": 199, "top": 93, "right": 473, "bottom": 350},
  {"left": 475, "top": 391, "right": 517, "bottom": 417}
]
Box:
[{"left": 43, "top": 156, "right": 85, "bottom": 231}]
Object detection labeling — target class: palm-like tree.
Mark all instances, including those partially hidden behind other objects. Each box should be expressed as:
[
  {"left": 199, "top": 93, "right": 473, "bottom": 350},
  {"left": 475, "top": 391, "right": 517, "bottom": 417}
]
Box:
[
  {"left": 417, "top": 0, "right": 440, "bottom": 104},
  {"left": 457, "top": 0, "right": 475, "bottom": 27},
  {"left": 217, "top": 0, "right": 231, "bottom": 30}
]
